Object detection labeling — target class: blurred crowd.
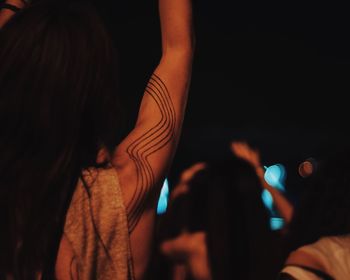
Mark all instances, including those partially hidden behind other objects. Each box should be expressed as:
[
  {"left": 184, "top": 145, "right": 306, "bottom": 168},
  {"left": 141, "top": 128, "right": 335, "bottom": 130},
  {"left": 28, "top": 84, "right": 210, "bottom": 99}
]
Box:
[{"left": 152, "top": 141, "right": 350, "bottom": 280}]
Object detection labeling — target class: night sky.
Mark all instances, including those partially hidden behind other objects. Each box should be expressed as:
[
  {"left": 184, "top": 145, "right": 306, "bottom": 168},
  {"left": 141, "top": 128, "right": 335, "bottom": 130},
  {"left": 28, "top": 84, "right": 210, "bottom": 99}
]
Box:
[{"left": 94, "top": 0, "right": 350, "bottom": 195}]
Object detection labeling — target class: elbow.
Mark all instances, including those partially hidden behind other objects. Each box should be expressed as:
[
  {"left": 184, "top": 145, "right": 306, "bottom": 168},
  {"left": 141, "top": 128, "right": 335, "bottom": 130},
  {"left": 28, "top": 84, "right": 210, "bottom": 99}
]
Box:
[
  {"left": 163, "top": 32, "right": 196, "bottom": 58},
  {"left": 162, "top": 43, "right": 195, "bottom": 64}
]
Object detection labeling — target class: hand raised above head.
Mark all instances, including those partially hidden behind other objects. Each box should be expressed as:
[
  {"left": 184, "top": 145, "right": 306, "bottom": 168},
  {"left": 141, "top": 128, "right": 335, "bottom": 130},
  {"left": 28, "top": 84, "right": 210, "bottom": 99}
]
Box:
[
  {"left": 179, "top": 162, "right": 207, "bottom": 185},
  {"left": 231, "top": 141, "right": 261, "bottom": 169}
]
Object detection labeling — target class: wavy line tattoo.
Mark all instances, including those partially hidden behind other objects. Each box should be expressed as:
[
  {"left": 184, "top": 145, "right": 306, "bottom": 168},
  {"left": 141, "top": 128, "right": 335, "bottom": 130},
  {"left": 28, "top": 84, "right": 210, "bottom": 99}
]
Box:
[{"left": 126, "top": 74, "right": 176, "bottom": 232}]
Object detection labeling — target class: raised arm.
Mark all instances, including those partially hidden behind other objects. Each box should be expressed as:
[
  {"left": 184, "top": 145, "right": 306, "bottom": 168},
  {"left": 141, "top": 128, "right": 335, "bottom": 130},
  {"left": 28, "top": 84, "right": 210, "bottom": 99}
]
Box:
[
  {"left": 111, "top": 0, "right": 194, "bottom": 278},
  {"left": 231, "top": 141, "right": 294, "bottom": 225}
]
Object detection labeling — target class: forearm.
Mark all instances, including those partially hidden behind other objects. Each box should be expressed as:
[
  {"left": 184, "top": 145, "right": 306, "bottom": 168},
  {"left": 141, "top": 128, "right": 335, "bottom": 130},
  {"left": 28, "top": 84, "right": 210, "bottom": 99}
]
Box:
[
  {"left": 133, "top": 0, "right": 194, "bottom": 135},
  {"left": 115, "top": 0, "right": 194, "bottom": 172},
  {"left": 0, "top": 0, "right": 25, "bottom": 28},
  {"left": 156, "top": 0, "right": 194, "bottom": 108},
  {"left": 159, "top": 0, "right": 194, "bottom": 55},
  {"left": 0, "top": 8, "right": 13, "bottom": 27},
  {"left": 113, "top": 0, "right": 194, "bottom": 231}
]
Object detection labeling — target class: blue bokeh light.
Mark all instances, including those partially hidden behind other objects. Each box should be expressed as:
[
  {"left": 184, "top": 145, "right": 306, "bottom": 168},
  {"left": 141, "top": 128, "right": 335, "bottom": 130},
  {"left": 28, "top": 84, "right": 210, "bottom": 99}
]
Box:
[
  {"left": 261, "top": 189, "right": 274, "bottom": 212},
  {"left": 270, "top": 217, "right": 284, "bottom": 231},
  {"left": 157, "top": 178, "right": 170, "bottom": 215},
  {"left": 264, "top": 164, "right": 286, "bottom": 191},
  {"left": 261, "top": 165, "right": 287, "bottom": 231}
]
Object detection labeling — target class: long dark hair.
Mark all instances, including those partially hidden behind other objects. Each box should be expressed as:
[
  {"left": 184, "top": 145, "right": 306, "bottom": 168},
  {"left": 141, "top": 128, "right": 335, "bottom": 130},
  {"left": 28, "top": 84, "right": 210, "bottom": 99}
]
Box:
[
  {"left": 188, "top": 158, "right": 277, "bottom": 280},
  {"left": 286, "top": 147, "right": 350, "bottom": 253},
  {"left": 159, "top": 157, "right": 280, "bottom": 280},
  {"left": 0, "top": 0, "right": 122, "bottom": 278}
]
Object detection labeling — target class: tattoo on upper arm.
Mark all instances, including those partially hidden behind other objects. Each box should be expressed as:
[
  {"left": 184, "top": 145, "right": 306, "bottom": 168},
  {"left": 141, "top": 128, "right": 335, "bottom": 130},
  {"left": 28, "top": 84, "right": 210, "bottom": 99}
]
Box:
[{"left": 126, "top": 74, "right": 176, "bottom": 232}]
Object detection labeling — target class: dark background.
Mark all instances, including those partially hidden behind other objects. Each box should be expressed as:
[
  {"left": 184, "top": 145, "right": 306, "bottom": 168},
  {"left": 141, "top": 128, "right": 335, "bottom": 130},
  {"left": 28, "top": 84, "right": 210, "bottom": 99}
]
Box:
[{"left": 95, "top": 0, "right": 350, "bottom": 197}]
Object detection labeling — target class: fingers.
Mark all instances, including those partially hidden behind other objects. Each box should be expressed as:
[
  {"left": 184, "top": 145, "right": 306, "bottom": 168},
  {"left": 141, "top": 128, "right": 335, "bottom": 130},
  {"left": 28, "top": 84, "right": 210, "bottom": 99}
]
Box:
[
  {"left": 160, "top": 232, "right": 191, "bottom": 261},
  {"left": 231, "top": 141, "right": 250, "bottom": 155},
  {"left": 169, "top": 162, "right": 206, "bottom": 201},
  {"left": 169, "top": 183, "right": 189, "bottom": 201},
  {"left": 180, "top": 162, "right": 206, "bottom": 184},
  {"left": 231, "top": 141, "right": 261, "bottom": 168},
  {"left": 231, "top": 141, "right": 252, "bottom": 158},
  {"left": 170, "top": 162, "right": 206, "bottom": 201}
]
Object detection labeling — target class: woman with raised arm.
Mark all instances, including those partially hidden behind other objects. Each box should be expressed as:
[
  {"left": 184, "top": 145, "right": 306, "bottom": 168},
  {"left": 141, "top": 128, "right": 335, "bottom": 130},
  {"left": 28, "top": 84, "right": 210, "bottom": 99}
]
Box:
[{"left": 0, "top": 0, "right": 194, "bottom": 279}]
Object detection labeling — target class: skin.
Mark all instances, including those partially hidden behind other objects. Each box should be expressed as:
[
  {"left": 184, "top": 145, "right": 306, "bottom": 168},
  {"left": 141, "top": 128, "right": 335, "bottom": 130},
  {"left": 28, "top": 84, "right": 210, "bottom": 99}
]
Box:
[
  {"left": 169, "top": 162, "right": 206, "bottom": 201},
  {"left": 1, "top": 0, "right": 194, "bottom": 279},
  {"left": 0, "top": 0, "right": 25, "bottom": 28},
  {"left": 111, "top": 0, "right": 194, "bottom": 278},
  {"left": 161, "top": 231, "right": 212, "bottom": 280},
  {"left": 231, "top": 141, "right": 294, "bottom": 225}
]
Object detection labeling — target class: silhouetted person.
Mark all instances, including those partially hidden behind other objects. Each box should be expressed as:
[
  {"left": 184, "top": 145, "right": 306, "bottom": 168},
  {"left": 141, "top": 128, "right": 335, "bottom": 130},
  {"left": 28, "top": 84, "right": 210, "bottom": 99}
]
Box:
[
  {"left": 279, "top": 147, "right": 350, "bottom": 280},
  {"left": 158, "top": 156, "right": 283, "bottom": 280}
]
